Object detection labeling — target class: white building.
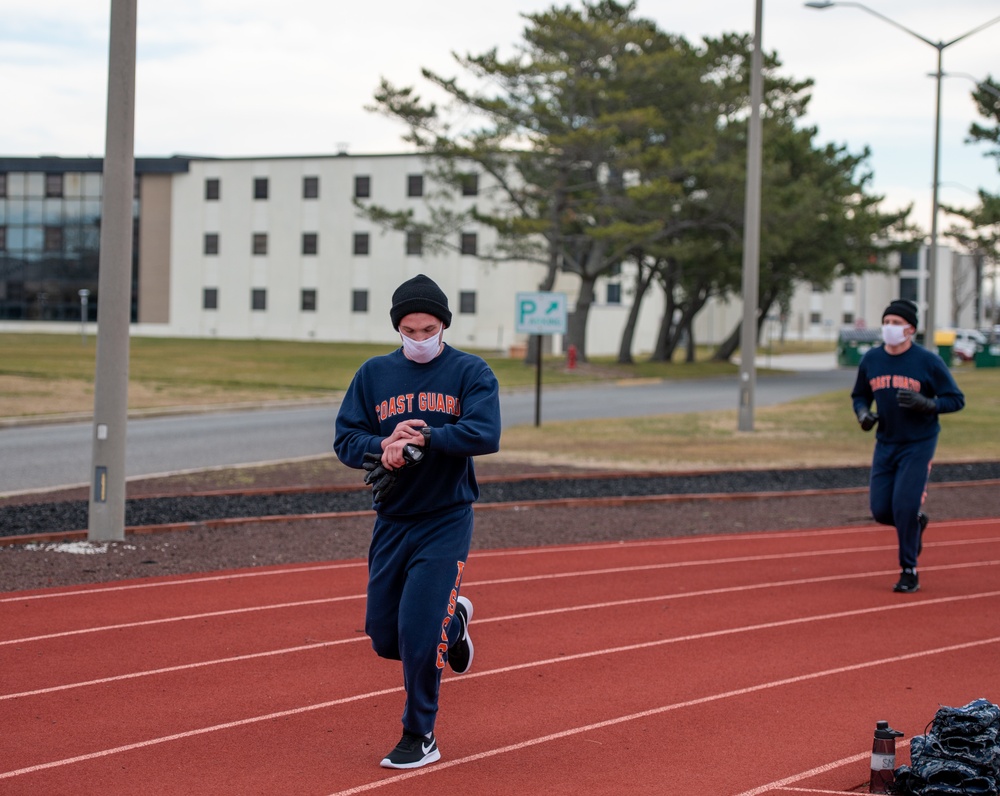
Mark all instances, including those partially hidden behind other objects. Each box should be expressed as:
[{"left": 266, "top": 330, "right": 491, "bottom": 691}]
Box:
[{"left": 0, "top": 153, "right": 982, "bottom": 357}]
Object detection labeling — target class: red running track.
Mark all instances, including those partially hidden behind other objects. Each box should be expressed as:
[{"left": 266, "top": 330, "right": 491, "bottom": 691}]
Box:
[{"left": 2, "top": 517, "right": 999, "bottom": 795}]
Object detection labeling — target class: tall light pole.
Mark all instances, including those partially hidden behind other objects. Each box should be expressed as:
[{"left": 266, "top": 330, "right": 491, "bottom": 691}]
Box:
[
  {"left": 738, "top": 0, "right": 765, "bottom": 432},
  {"left": 804, "top": 2, "right": 1000, "bottom": 349}
]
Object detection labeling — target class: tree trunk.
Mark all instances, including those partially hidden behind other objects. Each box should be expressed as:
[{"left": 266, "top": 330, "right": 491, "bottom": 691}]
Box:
[
  {"left": 567, "top": 276, "right": 596, "bottom": 362},
  {"left": 617, "top": 257, "right": 657, "bottom": 364}
]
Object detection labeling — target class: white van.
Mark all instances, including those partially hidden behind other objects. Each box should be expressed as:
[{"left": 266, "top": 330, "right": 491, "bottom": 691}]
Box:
[{"left": 953, "top": 328, "right": 987, "bottom": 361}]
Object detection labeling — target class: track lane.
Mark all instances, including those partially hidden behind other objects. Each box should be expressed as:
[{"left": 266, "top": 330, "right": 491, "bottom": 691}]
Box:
[{"left": 1, "top": 519, "right": 998, "bottom": 794}]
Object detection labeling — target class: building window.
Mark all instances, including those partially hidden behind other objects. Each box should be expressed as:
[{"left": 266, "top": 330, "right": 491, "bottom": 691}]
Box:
[
  {"left": 43, "top": 226, "right": 63, "bottom": 252},
  {"left": 460, "top": 232, "right": 477, "bottom": 256},
  {"left": 900, "top": 277, "right": 918, "bottom": 304},
  {"left": 301, "top": 289, "right": 317, "bottom": 312},
  {"left": 203, "top": 288, "right": 218, "bottom": 310},
  {"left": 843, "top": 278, "right": 855, "bottom": 294},
  {"left": 45, "top": 173, "right": 64, "bottom": 198},
  {"left": 406, "top": 231, "right": 423, "bottom": 256},
  {"left": 353, "top": 232, "right": 370, "bottom": 256},
  {"left": 809, "top": 312, "right": 822, "bottom": 324},
  {"left": 302, "top": 233, "right": 318, "bottom": 255},
  {"left": 251, "top": 288, "right": 267, "bottom": 311},
  {"left": 407, "top": 174, "right": 423, "bottom": 197},
  {"left": 811, "top": 283, "right": 823, "bottom": 293},
  {"left": 252, "top": 233, "right": 268, "bottom": 255},
  {"left": 461, "top": 173, "right": 478, "bottom": 196},
  {"left": 204, "top": 233, "right": 219, "bottom": 255},
  {"left": 205, "top": 178, "right": 220, "bottom": 200},
  {"left": 253, "top": 177, "right": 269, "bottom": 200},
  {"left": 606, "top": 283, "right": 622, "bottom": 304},
  {"left": 900, "top": 251, "right": 919, "bottom": 272},
  {"left": 354, "top": 232, "right": 369, "bottom": 256},
  {"left": 459, "top": 291, "right": 476, "bottom": 314},
  {"left": 352, "top": 290, "right": 368, "bottom": 313},
  {"left": 843, "top": 312, "right": 855, "bottom": 325},
  {"left": 0, "top": 173, "right": 7, "bottom": 198},
  {"left": 303, "top": 176, "right": 319, "bottom": 199},
  {"left": 355, "top": 175, "right": 370, "bottom": 198},
  {"left": 0, "top": 226, "right": 6, "bottom": 250}
]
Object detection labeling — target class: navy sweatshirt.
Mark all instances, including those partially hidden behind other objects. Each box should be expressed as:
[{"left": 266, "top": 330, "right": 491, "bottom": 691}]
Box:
[
  {"left": 851, "top": 343, "right": 965, "bottom": 444},
  {"left": 334, "top": 345, "right": 501, "bottom": 518}
]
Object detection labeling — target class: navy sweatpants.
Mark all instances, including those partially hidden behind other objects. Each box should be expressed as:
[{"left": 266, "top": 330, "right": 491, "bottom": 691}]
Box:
[
  {"left": 365, "top": 504, "right": 473, "bottom": 736},
  {"left": 869, "top": 436, "right": 936, "bottom": 569}
]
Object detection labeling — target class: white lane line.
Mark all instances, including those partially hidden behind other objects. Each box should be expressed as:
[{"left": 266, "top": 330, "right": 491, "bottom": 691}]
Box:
[
  {"left": 320, "top": 642, "right": 999, "bottom": 796},
  {"left": 4, "top": 552, "right": 999, "bottom": 648},
  {"left": 3, "top": 599, "right": 999, "bottom": 782},
  {"left": 5, "top": 518, "right": 998, "bottom": 603},
  {"left": 5, "top": 565, "right": 999, "bottom": 701},
  {"left": 731, "top": 740, "right": 911, "bottom": 796},
  {"left": 4, "top": 564, "right": 996, "bottom": 701},
  {"left": 0, "top": 560, "right": 367, "bottom": 603}
]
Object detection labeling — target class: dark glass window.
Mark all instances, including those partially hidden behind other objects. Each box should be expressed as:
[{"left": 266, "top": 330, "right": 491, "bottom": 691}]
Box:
[
  {"left": 251, "top": 288, "right": 267, "bottom": 311},
  {"left": 459, "top": 291, "right": 476, "bottom": 314},
  {"left": 606, "top": 283, "right": 621, "bottom": 304},
  {"left": 900, "top": 277, "right": 918, "bottom": 304},
  {"left": 204, "top": 233, "right": 219, "bottom": 255},
  {"left": 353, "top": 232, "right": 370, "bottom": 256},
  {"left": 0, "top": 225, "right": 6, "bottom": 250},
  {"left": 253, "top": 177, "right": 269, "bottom": 200},
  {"left": 205, "top": 178, "right": 220, "bottom": 200},
  {"left": 43, "top": 226, "right": 63, "bottom": 252},
  {"left": 461, "top": 173, "right": 478, "bottom": 196},
  {"left": 0, "top": 173, "right": 7, "bottom": 198},
  {"left": 252, "top": 233, "right": 268, "bottom": 255},
  {"left": 460, "top": 232, "right": 477, "bottom": 256},
  {"left": 406, "top": 231, "right": 422, "bottom": 256},
  {"left": 407, "top": 174, "right": 423, "bottom": 197},
  {"left": 352, "top": 290, "right": 368, "bottom": 313},
  {"left": 843, "top": 312, "right": 855, "bottom": 325},
  {"left": 810, "top": 312, "right": 822, "bottom": 324},
  {"left": 843, "top": 279, "right": 855, "bottom": 294},
  {"left": 203, "top": 288, "right": 218, "bottom": 309},
  {"left": 302, "top": 233, "right": 318, "bottom": 255},
  {"left": 45, "top": 173, "right": 64, "bottom": 198},
  {"left": 303, "top": 176, "right": 319, "bottom": 199},
  {"left": 301, "top": 289, "right": 317, "bottom": 311},
  {"left": 355, "top": 175, "right": 370, "bottom": 198},
  {"left": 900, "top": 251, "right": 919, "bottom": 272}
]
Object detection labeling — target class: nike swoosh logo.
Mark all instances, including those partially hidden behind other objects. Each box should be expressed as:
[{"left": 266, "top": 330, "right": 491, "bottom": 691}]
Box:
[{"left": 422, "top": 740, "right": 435, "bottom": 754}]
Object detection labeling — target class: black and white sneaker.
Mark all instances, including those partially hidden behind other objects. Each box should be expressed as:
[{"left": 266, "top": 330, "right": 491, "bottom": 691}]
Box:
[
  {"left": 380, "top": 730, "right": 440, "bottom": 769},
  {"left": 893, "top": 568, "right": 919, "bottom": 593},
  {"left": 917, "top": 512, "right": 929, "bottom": 555},
  {"left": 447, "top": 596, "right": 474, "bottom": 674}
]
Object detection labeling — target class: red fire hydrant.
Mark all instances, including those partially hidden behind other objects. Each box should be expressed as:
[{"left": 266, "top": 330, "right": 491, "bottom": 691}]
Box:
[{"left": 567, "top": 344, "right": 577, "bottom": 370}]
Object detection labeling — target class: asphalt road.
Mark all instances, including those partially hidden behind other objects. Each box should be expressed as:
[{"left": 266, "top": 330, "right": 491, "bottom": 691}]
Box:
[{"left": 0, "top": 363, "right": 853, "bottom": 494}]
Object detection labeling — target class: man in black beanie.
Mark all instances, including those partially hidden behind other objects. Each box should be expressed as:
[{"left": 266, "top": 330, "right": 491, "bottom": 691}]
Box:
[
  {"left": 334, "top": 273, "right": 501, "bottom": 768},
  {"left": 851, "top": 298, "right": 965, "bottom": 592}
]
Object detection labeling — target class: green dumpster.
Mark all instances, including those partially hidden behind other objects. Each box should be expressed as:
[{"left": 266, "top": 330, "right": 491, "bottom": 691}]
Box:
[
  {"left": 837, "top": 327, "right": 882, "bottom": 367},
  {"left": 975, "top": 342, "right": 1000, "bottom": 368},
  {"left": 934, "top": 329, "right": 956, "bottom": 367}
]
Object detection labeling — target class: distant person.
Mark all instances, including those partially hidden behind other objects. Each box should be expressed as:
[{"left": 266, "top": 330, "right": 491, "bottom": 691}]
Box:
[
  {"left": 851, "top": 299, "right": 965, "bottom": 593},
  {"left": 333, "top": 273, "right": 502, "bottom": 768}
]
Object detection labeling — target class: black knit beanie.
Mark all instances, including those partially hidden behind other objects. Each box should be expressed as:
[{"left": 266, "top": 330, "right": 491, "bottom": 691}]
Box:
[
  {"left": 882, "top": 298, "right": 918, "bottom": 329},
  {"left": 390, "top": 274, "right": 452, "bottom": 330}
]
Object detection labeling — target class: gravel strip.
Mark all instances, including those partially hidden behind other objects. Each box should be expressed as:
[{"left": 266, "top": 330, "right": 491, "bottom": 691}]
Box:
[{"left": 3, "top": 461, "right": 999, "bottom": 537}]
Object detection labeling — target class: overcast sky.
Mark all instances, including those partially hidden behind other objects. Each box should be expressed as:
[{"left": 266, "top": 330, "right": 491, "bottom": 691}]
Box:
[{"left": 3, "top": 0, "right": 999, "bottom": 231}]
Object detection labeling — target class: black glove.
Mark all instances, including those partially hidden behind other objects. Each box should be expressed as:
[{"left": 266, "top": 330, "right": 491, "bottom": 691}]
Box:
[
  {"left": 856, "top": 408, "right": 878, "bottom": 432},
  {"left": 362, "top": 452, "right": 397, "bottom": 503},
  {"left": 897, "top": 389, "right": 936, "bottom": 414}
]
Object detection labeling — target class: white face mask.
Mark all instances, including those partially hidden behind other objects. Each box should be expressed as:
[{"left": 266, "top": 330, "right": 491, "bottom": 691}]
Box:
[
  {"left": 400, "top": 328, "right": 442, "bottom": 363},
  {"left": 881, "top": 324, "right": 908, "bottom": 347}
]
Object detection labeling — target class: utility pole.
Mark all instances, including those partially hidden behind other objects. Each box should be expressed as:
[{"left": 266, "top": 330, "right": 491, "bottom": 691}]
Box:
[{"left": 88, "top": 0, "right": 137, "bottom": 542}]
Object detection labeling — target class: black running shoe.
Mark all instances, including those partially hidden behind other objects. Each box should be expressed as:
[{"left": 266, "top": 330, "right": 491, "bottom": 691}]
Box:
[
  {"left": 917, "top": 512, "right": 929, "bottom": 555},
  {"left": 447, "top": 596, "right": 474, "bottom": 674},
  {"left": 380, "top": 731, "right": 440, "bottom": 769},
  {"left": 893, "top": 568, "right": 919, "bottom": 593}
]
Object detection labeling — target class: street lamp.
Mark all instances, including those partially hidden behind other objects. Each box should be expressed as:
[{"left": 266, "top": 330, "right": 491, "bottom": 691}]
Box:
[{"left": 804, "top": 1, "right": 1000, "bottom": 349}]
